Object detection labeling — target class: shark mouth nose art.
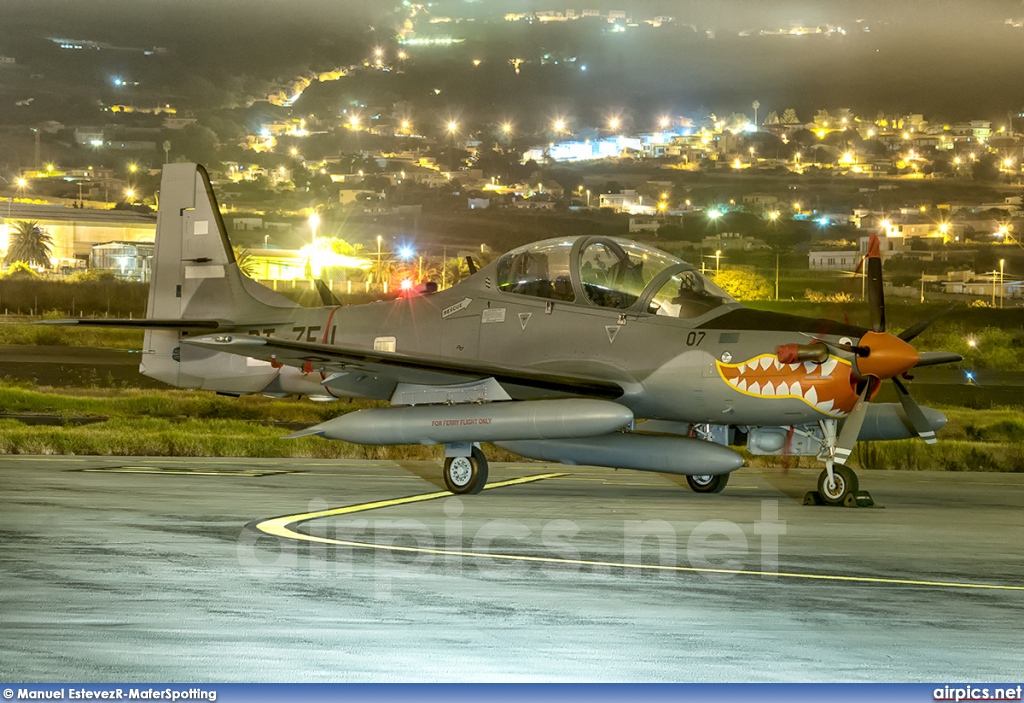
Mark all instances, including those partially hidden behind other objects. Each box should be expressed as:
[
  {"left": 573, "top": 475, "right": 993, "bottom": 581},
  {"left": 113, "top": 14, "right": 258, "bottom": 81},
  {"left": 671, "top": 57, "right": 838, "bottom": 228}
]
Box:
[{"left": 716, "top": 354, "right": 857, "bottom": 417}]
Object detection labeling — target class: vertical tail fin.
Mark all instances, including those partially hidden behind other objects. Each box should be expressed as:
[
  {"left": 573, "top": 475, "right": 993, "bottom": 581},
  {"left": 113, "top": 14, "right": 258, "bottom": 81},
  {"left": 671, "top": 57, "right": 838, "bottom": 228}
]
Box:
[
  {"left": 142, "top": 163, "right": 297, "bottom": 389},
  {"left": 146, "top": 162, "right": 297, "bottom": 322}
]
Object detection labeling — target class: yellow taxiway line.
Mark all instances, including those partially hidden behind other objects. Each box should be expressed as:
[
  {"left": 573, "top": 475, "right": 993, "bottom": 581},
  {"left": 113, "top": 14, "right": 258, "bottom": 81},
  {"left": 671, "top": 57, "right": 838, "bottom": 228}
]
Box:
[{"left": 256, "top": 471, "right": 1024, "bottom": 593}]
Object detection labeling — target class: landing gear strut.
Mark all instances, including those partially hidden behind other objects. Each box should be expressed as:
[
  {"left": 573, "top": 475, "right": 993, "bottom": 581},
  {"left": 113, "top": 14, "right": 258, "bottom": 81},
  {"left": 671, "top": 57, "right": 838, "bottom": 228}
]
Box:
[
  {"left": 687, "top": 423, "right": 733, "bottom": 494},
  {"left": 810, "top": 419, "right": 866, "bottom": 506},
  {"left": 443, "top": 445, "right": 489, "bottom": 495}
]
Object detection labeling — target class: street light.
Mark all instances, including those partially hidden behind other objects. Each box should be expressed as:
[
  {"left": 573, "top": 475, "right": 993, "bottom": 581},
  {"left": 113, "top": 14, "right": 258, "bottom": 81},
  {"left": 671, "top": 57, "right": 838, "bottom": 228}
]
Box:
[
  {"left": 1000, "top": 258, "right": 1005, "bottom": 309},
  {"left": 447, "top": 121, "right": 458, "bottom": 134},
  {"left": 608, "top": 117, "right": 620, "bottom": 131},
  {"left": 715, "top": 249, "right": 722, "bottom": 274},
  {"left": 553, "top": 119, "right": 566, "bottom": 134},
  {"left": 376, "top": 234, "right": 383, "bottom": 291},
  {"left": 501, "top": 122, "right": 512, "bottom": 136},
  {"left": 659, "top": 116, "right": 670, "bottom": 129}
]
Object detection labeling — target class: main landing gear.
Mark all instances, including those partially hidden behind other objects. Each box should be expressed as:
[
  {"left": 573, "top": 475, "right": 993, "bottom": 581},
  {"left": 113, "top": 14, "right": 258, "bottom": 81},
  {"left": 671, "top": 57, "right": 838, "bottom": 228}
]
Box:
[
  {"left": 686, "top": 423, "right": 732, "bottom": 494},
  {"left": 686, "top": 473, "right": 730, "bottom": 494},
  {"left": 443, "top": 444, "right": 489, "bottom": 494}
]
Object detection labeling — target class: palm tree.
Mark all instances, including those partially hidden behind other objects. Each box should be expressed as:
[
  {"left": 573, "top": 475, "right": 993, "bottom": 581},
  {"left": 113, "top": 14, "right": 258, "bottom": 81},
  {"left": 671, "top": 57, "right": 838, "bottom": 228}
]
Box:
[
  {"left": 4, "top": 220, "right": 53, "bottom": 269},
  {"left": 232, "top": 246, "right": 259, "bottom": 278}
]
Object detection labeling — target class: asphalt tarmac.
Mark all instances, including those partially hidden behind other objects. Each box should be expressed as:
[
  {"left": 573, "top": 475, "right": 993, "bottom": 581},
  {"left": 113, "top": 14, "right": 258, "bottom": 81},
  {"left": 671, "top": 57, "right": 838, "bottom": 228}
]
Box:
[{"left": 1, "top": 457, "right": 1022, "bottom": 682}]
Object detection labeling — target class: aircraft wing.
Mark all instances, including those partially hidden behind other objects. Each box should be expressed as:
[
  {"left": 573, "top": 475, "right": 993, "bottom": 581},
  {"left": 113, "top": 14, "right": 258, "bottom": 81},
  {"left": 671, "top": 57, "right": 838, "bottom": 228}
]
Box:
[{"left": 182, "top": 334, "right": 626, "bottom": 400}]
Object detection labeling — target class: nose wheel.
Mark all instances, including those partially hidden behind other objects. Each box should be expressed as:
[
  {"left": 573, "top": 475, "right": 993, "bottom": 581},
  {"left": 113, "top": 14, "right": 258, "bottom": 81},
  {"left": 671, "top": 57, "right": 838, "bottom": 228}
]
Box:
[
  {"left": 443, "top": 446, "right": 489, "bottom": 495},
  {"left": 816, "top": 463, "right": 859, "bottom": 505}
]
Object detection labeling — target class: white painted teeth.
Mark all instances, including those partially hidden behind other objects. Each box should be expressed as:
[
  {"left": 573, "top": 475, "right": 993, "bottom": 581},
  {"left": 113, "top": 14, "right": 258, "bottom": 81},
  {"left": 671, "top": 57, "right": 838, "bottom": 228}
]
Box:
[
  {"left": 789, "top": 363, "right": 800, "bottom": 371},
  {"left": 759, "top": 357, "right": 773, "bottom": 371},
  {"left": 728, "top": 377, "right": 739, "bottom": 387},
  {"left": 820, "top": 359, "right": 838, "bottom": 377},
  {"left": 789, "top": 381, "right": 802, "bottom": 396},
  {"left": 804, "top": 386, "right": 818, "bottom": 405},
  {"left": 804, "top": 361, "right": 816, "bottom": 373},
  {"left": 772, "top": 359, "right": 783, "bottom": 370},
  {"left": 762, "top": 382, "right": 775, "bottom": 396},
  {"left": 737, "top": 379, "right": 747, "bottom": 392},
  {"left": 748, "top": 382, "right": 761, "bottom": 395},
  {"left": 816, "top": 399, "right": 834, "bottom": 413},
  {"left": 738, "top": 364, "right": 746, "bottom": 374}
]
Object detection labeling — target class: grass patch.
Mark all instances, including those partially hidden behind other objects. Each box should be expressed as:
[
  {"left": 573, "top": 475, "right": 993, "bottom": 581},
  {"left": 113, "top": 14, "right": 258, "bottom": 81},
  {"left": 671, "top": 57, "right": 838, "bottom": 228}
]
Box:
[
  {"left": 0, "top": 385, "right": 357, "bottom": 423},
  {"left": 0, "top": 323, "right": 144, "bottom": 350},
  {"left": 0, "top": 417, "right": 523, "bottom": 461},
  {"left": 852, "top": 440, "right": 1024, "bottom": 473},
  {"left": 0, "top": 418, "right": 445, "bottom": 458},
  {"left": 0, "top": 384, "right": 525, "bottom": 461}
]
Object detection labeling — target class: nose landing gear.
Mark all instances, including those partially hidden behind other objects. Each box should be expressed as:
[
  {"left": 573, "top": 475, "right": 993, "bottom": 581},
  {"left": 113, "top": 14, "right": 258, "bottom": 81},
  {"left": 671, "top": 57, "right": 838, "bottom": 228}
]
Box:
[{"left": 807, "top": 420, "right": 874, "bottom": 507}]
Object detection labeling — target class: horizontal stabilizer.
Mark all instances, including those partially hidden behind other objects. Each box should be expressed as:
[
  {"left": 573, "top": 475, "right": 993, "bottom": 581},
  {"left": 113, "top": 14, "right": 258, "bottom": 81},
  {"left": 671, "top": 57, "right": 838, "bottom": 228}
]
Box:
[{"left": 36, "top": 318, "right": 222, "bottom": 330}]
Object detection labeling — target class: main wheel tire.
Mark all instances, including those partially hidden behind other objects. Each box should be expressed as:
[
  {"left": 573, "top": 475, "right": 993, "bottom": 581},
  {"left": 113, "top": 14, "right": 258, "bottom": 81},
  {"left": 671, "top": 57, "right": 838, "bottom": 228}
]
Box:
[
  {"left": 817, "top": 465, "right": 858, "bottom": 505},
  {"left": 686, "top": 472, "right": 730, "bottom": 494},
  {"left": 443, "top": 447, "right": 489, "bottom": 495}
]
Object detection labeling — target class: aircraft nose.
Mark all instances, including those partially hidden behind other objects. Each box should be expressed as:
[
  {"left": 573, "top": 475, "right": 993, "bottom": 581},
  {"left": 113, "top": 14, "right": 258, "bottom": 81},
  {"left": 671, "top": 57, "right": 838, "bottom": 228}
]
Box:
[{"left": 854, "top": 331, "right": 921, "bottom": 380}]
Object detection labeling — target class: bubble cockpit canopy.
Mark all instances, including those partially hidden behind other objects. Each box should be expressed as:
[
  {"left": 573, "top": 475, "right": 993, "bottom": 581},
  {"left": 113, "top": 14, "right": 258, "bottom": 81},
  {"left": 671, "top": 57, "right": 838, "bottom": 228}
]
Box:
[{"left": 494, "top": 237, "right": 735, "bottom": 319}]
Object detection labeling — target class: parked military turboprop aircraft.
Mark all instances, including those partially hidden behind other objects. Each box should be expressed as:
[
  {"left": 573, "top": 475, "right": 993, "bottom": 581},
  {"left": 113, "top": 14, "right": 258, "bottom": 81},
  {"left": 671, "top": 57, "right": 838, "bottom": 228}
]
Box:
[{"left": 48, "top": 164, "right": 963, "bottom": 504}]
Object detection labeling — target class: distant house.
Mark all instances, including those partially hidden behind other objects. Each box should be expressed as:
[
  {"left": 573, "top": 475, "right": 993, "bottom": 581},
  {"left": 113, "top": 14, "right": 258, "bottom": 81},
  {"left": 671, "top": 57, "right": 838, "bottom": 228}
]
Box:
[
  {"left": 468, "top": 198, "right": 490, "bottom": 210},
  {"left": 74, "top": 128, "right": 104, "bottom": 147},
  {"left": 232, "top": 217, "right": 264, "bottom": 231},
  {"left": 629, "top": 217, "right": 661, "bottom": 233},
  {"left": 941, "top": 275, "right": 1024, "bottom": 300},
  {"left": 702, "top": 232, "right": 768, "bottom": 252},
  {"left": 599, "top": 190, "right": 646, "bottom": 213},
  {"left": 809, "top": 250, "right": 860, "bottom": 271}
]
